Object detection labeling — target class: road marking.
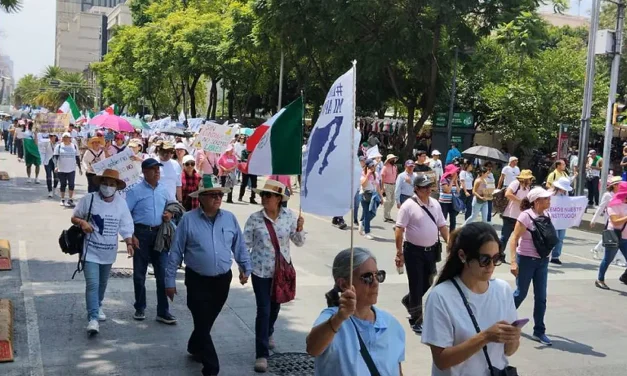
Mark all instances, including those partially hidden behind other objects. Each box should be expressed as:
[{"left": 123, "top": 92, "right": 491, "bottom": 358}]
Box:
[{"left": 18, "top": 241, "right": 44, "bottom": 376}]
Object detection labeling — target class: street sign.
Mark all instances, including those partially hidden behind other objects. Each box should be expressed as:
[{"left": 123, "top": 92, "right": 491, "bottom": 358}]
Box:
[
  {"left": 434, "top": 112, "right": 474, "bottom": 128},
  {"left": 557, "top": 124, "right": 569, "bottom": 160},
  {"left": 451, "top": 136, "right": 462, "bottom": 144}
]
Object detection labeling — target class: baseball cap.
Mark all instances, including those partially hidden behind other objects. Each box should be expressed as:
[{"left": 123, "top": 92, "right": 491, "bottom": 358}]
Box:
[
  {"left": 141, "top": 158, "right": 163, "bottom": 169},
  {"left": 62, "top": 132, "right": 72, "bottom": 138},
  {"left": 527, "top": 187, "right": 552, "bottom": 203},
  {"left": 432, "top": 150, "right": 441, "bottom": 156},
  {"left": 114, "top": 133, "right": 125, "bottom": 140},
  {"left": 175, "top": 142, "right": 187, "bottom": 150},
  {"left": 509, "top": 156, "right": 518, "bottom": 162},
  {"left": 365, "top": 159, "right": 376, "bottom": 168},
  {"left": 404, "top": 160, "right": 415, "bottom": 167},
  {"left": 359, "top": 156, "right": 367, "bottom": 162},
  {"left": 182, "top": 155, "right": 195, "bottom": 165},
  {"left": 589, "top": 149, "right": 596, "bottom": 154},
  {"left": 413, "top": 174, "right": 433, "bottom": 187}
]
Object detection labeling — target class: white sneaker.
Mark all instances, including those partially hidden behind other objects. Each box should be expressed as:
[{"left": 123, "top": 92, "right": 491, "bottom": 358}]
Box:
[
  {"left": 365, "top": 234, "right": 374, "bottom": 240},
  {"left": 359, "top": 224, "right": 365, "bottom": 236},
  {"left": 59, "top": 199, "right": 66, "bottom": 206},
  {"left": 26, "top": 178, "right": 31, "bottom": 184},
  {"left": 86, "top": 319, "right": 99, "bottom": 335},
  {"left": 147, "top": 266, "right": 155, "bottom": 276},
  {"left": 35, "top": 178, "right": 40, "bottom": 184},
  {"left": 47, "top": 192, "right": 53, "bottom": 198},
  {"left": 97, "top": 308, "right": 106, "bottom": 322}
]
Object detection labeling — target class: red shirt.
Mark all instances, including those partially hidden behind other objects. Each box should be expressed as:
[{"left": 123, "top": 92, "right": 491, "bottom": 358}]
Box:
[{"left": 181, "top": 170, "right": 201, "bottom": 211}]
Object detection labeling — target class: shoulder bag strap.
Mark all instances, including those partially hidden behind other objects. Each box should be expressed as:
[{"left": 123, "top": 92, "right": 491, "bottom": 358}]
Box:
[
  {"left": 72, "top": 193, "right": 95, "bottom": 279},
  {"left": 451, "top": 279, "right": 496, "bottom": 376},
  {"left": 263, "top": 216, "right": 284, "bottom": 277},
  {"left": 350, "top": 318, "right": 382, "bottom": 376}
]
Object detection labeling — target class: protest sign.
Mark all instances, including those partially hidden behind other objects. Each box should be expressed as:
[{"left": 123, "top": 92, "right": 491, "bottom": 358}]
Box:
[
  {"left": 34, "top": 113, "right": 70, "bottom": 134},
  {"left": 549, "top": 196, "right": 588, "bottom": 230},
  {"left": 195, "top": 122, "right": 236, "bottom": 153},
  {"left": 92, "top": 148, "right": 142, "bottom": 192}
]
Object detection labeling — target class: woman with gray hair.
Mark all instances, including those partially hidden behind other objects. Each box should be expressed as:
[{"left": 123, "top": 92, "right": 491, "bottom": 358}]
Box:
[{"left": 306, "top": 248, "right": 406, "bottom": 375}]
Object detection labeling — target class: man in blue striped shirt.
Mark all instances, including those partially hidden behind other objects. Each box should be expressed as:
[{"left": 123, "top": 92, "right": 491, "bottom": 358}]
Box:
[
  {"left": 126, "top": 158, "right": 175, "bottom": 324},
  {"left": 165, "top": 174, "right": 252, "bottom": 376}
]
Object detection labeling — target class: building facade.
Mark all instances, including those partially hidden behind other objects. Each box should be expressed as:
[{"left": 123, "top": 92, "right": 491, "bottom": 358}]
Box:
[{"left": 0, "top": 55, "right": 14, "bottom": 106}]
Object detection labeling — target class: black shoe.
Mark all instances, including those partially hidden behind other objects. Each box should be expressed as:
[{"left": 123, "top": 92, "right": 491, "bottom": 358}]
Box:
[
  {"left": 338, "top": 223, "right": 348, "bottom": 230},
  {"left": 411, "top": 322, "right": 423, "bottom": 334},
  {"left": 133, "top": 310, "right": 145, "bottom": 321},
  {"left": 384, "top": 218, "right": 395, "bottom": 223},
  {"left": 238, "top": 197, "right": 243, "bottom": 202},
  {"left": 250, "top": 199, "right": 259, "bottom": 205},
  {"left": 619, "top": 274, "right": 627, "bottom": 285},
  {"left": 226, "top": 199, "right": 234, "bottom": 204},
  {"left": 550, "top": 258, "right": 562, "bottom": 265},
  {"left": 401, "top": 295, "right": 410, "bottom": 311},
  {"left": 156, "top": 313, "right": 177, "bottom": 325}
]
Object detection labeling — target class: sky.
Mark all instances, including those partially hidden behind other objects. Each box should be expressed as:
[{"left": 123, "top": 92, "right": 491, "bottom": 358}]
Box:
[{"left": 0, "top": 0, "right": 595, "bottom": 83}]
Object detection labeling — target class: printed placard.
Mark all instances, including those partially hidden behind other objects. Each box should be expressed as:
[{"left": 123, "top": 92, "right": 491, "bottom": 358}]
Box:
[
  {"left": 92, "top": 148, "right": 142, "bottom": 192},
  {"left": 34, "top": 113, "right": 70, "bottom": 134}
]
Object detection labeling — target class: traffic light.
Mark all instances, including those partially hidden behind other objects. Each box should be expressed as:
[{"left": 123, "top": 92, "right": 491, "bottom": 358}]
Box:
[{"left": 613, "top": 102, "right": 626, "bottom": 125}]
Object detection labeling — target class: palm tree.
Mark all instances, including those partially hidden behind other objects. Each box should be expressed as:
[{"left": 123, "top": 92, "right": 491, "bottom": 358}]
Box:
[
  {"left": 42, "top": 66, "right": 63, "bottom": 80},
  {"left": 1, "top": 0, "right": 22, "bottom": 13}
]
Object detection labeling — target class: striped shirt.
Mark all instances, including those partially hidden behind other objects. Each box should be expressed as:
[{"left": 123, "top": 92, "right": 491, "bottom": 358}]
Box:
[{"left": 439, "top": 177, "right": 457, "bottom": 203}]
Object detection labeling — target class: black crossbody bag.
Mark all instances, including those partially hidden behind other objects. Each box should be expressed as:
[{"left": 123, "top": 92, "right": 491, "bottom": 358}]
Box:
[
  {"left": 350, "top": 318, "right": 381, "bottom": 376},
  {"left": 411, "top": 196, "right": 442, "bottom": 262},
  {"left": 451, "top": 279, "right": 519, "bottom": 376}
]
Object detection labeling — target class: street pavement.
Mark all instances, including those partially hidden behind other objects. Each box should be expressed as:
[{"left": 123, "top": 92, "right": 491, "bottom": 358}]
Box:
[{"left": 1, "top": 148, "right": 627, "bottom": 376}]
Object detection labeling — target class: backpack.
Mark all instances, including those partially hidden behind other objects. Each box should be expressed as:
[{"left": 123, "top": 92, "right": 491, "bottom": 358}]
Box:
[{"left": 525, "top": 213, "right": 559, "bottom": 258}]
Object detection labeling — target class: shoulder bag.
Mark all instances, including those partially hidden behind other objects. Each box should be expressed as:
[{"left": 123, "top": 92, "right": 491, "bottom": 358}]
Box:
[
  {"left": 264, "top": 217, "right": 296, "bottom": 304},
  {"left": 451, "top": 279, "right": 519, "bottom": 376},
  {"left": 58, "top": 193, "right": 95, "bottom": 279},
  {"left": 602, "top": 221, "right": 627, "bottom": 250},
  {"left": 350, "top": 318, "right": 382, "bottom": 376},
  {"left": 411, "top": 197, "right": 442, "bottom": 263},
  {"left": 525, "top": 213, "right": 559, "bottom": 258}
]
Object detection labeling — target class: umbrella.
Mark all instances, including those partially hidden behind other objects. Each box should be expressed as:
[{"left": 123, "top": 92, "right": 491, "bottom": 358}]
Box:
[
  {"left": 462, "top": 145, "right": 507, "bottom": 163},
  {"left": 88, "top": 113, "right": 135, "bottom": 133},
  {"left": 0, "top": 112, "right": 10, "bottom": 117},
  {"left": 123, "top": 116, "right": 150, "bottom": 130},
  {"left": 161, "top": 127, "right": 185, "bottom": 136}
]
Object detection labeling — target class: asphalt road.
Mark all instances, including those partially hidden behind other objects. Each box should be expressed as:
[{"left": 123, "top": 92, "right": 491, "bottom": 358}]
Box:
[{"left": 1, "top": 148, "right": 627, "bottom": 376}]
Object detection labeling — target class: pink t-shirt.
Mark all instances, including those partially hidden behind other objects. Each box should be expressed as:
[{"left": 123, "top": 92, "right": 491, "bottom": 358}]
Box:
[
  {"left": 196, "top": 151, "right": 218, "bottom": 175},
  {"left": 607, "top": 203, "right": 627, "bottom": 239},
  {"left": 502, "top": 180, "right": 530, "bottom": 219},
  {"left": 380, "top": 163, "right": 398, "bottom": 185},
  {"left": 516, "top": 209, "right": 550, "bottom": 258},
  {"left": 218, "top": 153, "right": 238, "bottom": 176},
  {"left": 269, "top": 175, "right": 292, "bottom": 189},
  {"left": 396, "top": 196, "right": 447, "bottom": 247}
]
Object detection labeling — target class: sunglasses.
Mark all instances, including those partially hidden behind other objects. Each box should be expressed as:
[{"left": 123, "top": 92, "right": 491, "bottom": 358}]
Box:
[
  {"left": 200, "top": 192, "right": 224, "bottom": 199},
  {"left": 475, "top": 253, "right": 505, "bottom": 267},
  {"left": 359, "top": 270, "right": 386, "bottom": 285},
  {"left": 417, "top": 185, "right": 432, "bottom": 190},
  {"left": 260, "top": 192, "right": 280, "bottom": 198},
  {"left": 184, "top": 162, "right": 195, "bottom": 167}
]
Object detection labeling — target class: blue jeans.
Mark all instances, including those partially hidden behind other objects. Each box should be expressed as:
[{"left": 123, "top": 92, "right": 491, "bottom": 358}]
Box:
[
  {"left": 463, "top": 198, "right": 488, "bottom": 225},
  {"left": 598, "top": 239, "right": 627, "bottom": 281},
  {"left": 514, "top": 254, "right": 549, "bottom": 335},
  {"left": 361, "top": 198, "right": 373, "bottom": 234},
  {"left": 487, "top": 200, "right": 493, "bottom": 222},
  {"left": 354, "top": 192, "right": 362, "bottom": 223},
  {"left": 133, "top": 227, "right": 170, "bottom": 316},
  {"left": 252, "top": 274, "right": 281, "bottom": 358},
  {"left": 551, "top": 230, "right": 567, "bottom": 259},
  {"left": 84, "top": 262, "right": 113, "bottom": 321}
]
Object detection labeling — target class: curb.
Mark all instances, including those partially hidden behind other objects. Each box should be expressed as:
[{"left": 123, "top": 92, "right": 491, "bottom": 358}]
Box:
[
  {"left": 0, "top": 299, "right": 14, "bottom": 362},
  {"left": 0, "top": 240, "right": 11, "bottom": 271}
]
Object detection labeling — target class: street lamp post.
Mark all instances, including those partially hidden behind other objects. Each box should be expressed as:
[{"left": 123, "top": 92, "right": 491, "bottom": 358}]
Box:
[{"left": 445, "top": 47, "right": 459, "bottom": 152}]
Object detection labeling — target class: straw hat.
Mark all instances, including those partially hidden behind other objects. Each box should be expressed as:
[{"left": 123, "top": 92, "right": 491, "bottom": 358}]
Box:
[
  {"left": 608, "top": 176, "right": 622, "bottom": 187},
  {"left": 160, "top": 141, "right": 174, "bottom": 150},
  {"left": 189, "top": 174, "right": 231, "bottom": 197},
  {"left": 87, "top": 136, "right": 105, "bottom": 148},
  {"left": 92, "top": 169, "right": 126, "bottom": 190},
  {"left": 384, "top": 154, "right": 398, "bottom": 164},
  {"left": 253, "top": 179, "right": 290, "bottom": 202},
  {"left": 128, "top": 138, "right": 143, "bottom": 149},
  {"left": 517, "top": 169, "right": 534, "bottom": 181}
]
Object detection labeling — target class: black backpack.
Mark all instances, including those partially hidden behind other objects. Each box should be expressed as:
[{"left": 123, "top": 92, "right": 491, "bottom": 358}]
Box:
[{"left": 526, "top": 213, "right": 559, "bottom": 258}]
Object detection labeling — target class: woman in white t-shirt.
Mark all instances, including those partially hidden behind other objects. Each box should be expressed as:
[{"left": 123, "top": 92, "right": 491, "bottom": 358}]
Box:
[
  {"left": 53, "top": 132, "right": 83, "bottom": 207},
  {"left": 41, "top": 134, "right": 60, "bottom": 198},
  {"left": 500, "top": 169, "right": 533, "bottom": 255},
  {"left": 71, "top": 169, "right": 134, "bottom": 335},
  {"left": 459, "top": 163, "right": 474, "bottom": 220},
  {"left": 596, "top": 182, "right": 627, "bottom": 290},
  {"left": 422, "top": 222, "right": 520, "bottom": 376}
]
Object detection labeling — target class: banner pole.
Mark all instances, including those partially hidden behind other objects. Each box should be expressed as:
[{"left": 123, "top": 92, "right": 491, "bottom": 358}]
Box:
[
  {"left": 300, "top": 90, "right": 305, "bottom": 216},
  {"left": 349, "top": 60, "right": 357, "bottom": 287}
]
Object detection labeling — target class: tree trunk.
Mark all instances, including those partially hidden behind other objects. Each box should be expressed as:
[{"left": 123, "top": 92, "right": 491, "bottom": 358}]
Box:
[
  {"left": 377, "top": 108, "right": 385, "bottom": 119},
  {"left": 206, "top": 78, "right": 216, "bottom": 119},
  {"left": 188, "top": 75, "right": 200, "bottom": 118},
  {"left": 401, "top": 102, "right": 416, "bottom": 160},
  {"left": 210, "top": 78, "right": 218, "bottom": 119},
  {"left": 228, "top": 88, "right": 235, "bottom": 119}
]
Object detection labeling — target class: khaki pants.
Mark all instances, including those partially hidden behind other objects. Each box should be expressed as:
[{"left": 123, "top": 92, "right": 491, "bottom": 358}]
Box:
[{"left": 383, "top": 183, "right": 396, "bottom": 220}]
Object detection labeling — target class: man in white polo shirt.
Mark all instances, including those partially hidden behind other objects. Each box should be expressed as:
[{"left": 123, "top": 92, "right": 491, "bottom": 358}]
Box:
[
  {"left": 156, "top": 141, "right": 182, "bottom": 202},
  {"left": 498, "top": 156, "right": 520, "bottom": 189}
]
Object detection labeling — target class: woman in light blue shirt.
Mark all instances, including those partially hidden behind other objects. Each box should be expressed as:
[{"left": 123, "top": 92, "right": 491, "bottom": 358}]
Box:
[{"left": 306, "top": 248, "right": 405, "bottom": 375}]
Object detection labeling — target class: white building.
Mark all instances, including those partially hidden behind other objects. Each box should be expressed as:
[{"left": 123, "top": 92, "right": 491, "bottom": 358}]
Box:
[{"left": 0, "top": 55, "right": 14, "bottom": 105}]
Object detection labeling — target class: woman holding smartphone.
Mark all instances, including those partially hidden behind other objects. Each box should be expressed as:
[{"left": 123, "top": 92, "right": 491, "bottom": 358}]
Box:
[{"left": 422, "top": 223, "right": 520, "bottom": 375}]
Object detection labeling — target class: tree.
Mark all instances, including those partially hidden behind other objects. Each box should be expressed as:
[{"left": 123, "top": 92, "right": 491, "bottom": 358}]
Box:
[
  {"left": 13, "top": 68, "right": 92, "bottom": 110},
  {"left": 0, "top": 0, "right": 21, "bottom": 13}
]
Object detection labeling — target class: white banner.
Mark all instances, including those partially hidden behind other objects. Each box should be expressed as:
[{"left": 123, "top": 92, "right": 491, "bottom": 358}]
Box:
[
  {"left": 194, "top": 122, "right": 236, "bottom": 153},
  {"left": 301, "top": 66, "right": 361, "bottom": 216},
  {"left": 548, "top": 196, "right": 588, "bottom": 230},
  {"left": 92, "top": 148, "right": 142, "bottom": 192}
]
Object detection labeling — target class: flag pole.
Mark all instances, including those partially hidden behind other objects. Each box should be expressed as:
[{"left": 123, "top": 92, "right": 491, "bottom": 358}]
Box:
[
  {"left": 299, "top": 90, "right": 305, "bottom": 217},
  {"left": 349, "top": 60, "right": 357, "bottom": 287}
]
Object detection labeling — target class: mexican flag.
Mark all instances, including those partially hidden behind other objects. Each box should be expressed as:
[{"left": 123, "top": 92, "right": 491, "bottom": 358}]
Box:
[
  {"left": 247, "top": 97, "right": 304, "bottom": 175},
  {"left": 58, "top": 96, "right": 84, "bottom": 124},
  {"left": 105, "top": 104, "right": 119, "bottom": 115}
]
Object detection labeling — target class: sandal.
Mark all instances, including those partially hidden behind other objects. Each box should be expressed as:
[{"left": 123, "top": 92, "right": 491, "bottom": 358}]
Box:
[{"left": 595, "top": 280, "right": 610, "bottom": 290}]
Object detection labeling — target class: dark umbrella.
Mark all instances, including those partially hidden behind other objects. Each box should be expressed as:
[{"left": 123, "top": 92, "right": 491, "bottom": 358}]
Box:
[
  {"left": 161, "top": 127, "right": 185, "bottom": 136},
  {"left": 462, "top": 145, "right": 507, "bottom": 163}
]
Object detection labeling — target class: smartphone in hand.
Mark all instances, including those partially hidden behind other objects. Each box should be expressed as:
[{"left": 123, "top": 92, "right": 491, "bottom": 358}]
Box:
[{"left": 511, "top": 318, "right": 529, "bottom": 328}]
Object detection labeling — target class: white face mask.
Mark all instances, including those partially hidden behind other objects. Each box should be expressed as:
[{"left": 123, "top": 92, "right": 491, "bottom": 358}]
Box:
[{"left": 100, "top": 185, "right": 117, "bottom": 198}]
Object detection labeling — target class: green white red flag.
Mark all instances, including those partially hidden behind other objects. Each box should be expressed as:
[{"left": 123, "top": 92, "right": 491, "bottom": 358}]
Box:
[{"left": 58, "top": 96, "right": 84, "bottom": 124}]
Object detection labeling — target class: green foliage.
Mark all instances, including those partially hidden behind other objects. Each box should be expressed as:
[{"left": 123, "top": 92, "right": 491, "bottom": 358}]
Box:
[
  {"left": 14, "top": 67, "right": 92, "bottom": 109},
  {"left": 0, "top": 0, "right": 22, "bottom": 13}
]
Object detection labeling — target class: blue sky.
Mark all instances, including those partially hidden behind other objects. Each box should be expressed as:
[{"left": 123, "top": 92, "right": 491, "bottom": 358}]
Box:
[{"left": 0, "top": 0, "right": 595, "bottom": 82}]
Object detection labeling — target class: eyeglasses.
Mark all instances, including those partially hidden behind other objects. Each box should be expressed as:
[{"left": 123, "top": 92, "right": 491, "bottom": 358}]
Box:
[
  {"left": 184, "top": 162, "right": 195, "bottom": 167},
  {"left": 200, "top": 192, "right": 224, "bottom": 199},
  {"left": 476, "top": 253, "right": 505, "bottom": 267},
  {"left": 359, "top": 270, "right": 386, "bottom": 285}
]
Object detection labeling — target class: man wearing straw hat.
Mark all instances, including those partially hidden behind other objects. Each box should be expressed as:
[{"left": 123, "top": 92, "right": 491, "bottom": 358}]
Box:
[{"left": 166, "top": 174, "right": 251, "bottom": 376}]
